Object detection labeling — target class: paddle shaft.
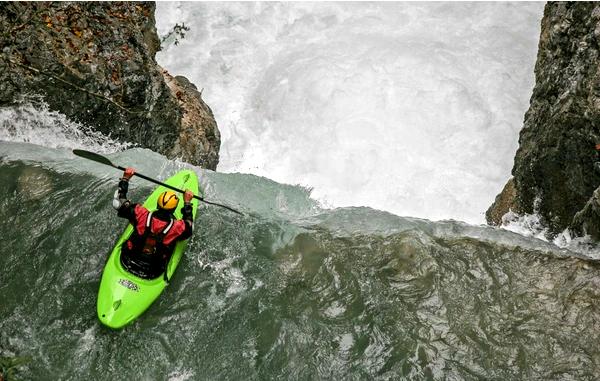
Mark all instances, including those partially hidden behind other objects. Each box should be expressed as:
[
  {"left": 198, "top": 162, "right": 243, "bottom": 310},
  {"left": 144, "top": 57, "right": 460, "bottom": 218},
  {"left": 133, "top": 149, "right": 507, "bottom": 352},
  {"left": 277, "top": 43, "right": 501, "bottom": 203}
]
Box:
[
  {"left": 114, "top": 164, "right": 196, "bottom": 199},
  {"left": 73, "top": 149, "right": 243, "bottom": 215},
  {"left": 119, "top": 165, "right": 244, "bottom": 214}
]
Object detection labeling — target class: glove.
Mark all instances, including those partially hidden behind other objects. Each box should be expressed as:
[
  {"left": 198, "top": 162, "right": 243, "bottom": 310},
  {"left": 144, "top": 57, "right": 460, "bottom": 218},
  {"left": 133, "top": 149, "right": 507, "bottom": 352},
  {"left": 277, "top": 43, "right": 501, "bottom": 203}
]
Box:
[
  {"left": 183, "top": 189, "right": 194, "bottom": 204},
  {"left": 123, "top": 167, "right": 135, "bottom": 180}
]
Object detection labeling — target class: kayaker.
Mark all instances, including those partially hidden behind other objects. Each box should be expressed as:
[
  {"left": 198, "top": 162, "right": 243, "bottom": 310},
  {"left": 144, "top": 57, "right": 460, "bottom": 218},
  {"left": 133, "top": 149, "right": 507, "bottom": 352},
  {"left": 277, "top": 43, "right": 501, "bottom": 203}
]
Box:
[{"left": 112, "top": 167, "right": 194, "bottom": 279}]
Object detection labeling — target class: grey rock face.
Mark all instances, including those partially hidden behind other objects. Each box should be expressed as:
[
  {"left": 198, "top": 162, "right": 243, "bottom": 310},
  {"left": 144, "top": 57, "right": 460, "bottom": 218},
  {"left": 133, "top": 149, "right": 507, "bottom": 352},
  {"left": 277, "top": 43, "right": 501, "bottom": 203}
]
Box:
[
  {"left": 488, "top": 2, "right": 600, "bottom": 239},
  {"left": 0, "top": 2, "right": 220, "bottom": 169}
]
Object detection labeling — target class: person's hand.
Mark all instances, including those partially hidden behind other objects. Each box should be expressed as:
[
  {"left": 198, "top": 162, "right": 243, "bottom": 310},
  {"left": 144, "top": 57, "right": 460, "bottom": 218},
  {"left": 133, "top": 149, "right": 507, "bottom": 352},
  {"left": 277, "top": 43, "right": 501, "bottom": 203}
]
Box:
[
  {"left": 184, "top": 189, "right": 194, "bottom": 204},
  {"left": 123, "top": 167, "right": 135, "bottom": 180}
]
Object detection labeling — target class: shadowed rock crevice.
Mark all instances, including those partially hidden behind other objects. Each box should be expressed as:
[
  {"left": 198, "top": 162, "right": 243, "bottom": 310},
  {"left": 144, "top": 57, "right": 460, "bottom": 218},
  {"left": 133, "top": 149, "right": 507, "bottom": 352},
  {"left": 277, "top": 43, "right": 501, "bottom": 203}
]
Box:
[{"left": 0, "top": 2, "right": 220, "bottom": 169}]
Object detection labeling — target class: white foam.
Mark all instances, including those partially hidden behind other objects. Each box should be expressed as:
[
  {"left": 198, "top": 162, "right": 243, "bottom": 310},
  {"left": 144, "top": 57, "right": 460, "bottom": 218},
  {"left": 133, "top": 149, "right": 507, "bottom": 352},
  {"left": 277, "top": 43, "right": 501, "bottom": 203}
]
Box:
[
  {"left": 156, "top": 2, "right": 544, "bottom": 224},
  {"left": 501, "top": 211, "right": 600, "bottom": 258},
  {"left": 168, "top": 369, "right": 195, "bottom": 381},
  {"left": 501, "top": 211, "right": 550, "bottom": 242},
  {"left": 0, "top": 101, "right": 130, "bottom": 153}
]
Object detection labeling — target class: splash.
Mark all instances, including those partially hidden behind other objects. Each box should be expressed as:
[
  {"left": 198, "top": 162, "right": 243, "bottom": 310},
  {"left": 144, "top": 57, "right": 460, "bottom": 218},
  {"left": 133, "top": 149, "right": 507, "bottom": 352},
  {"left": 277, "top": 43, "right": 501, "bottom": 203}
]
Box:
[
  {"left": 156, "top": 2, "right": 544, "bottom": 223},
  {"left": 501, "top": 211, "right": 599, "bottom": 257},
  {"left": 0, "top": 100, "right": 130, "bottom": 153}
]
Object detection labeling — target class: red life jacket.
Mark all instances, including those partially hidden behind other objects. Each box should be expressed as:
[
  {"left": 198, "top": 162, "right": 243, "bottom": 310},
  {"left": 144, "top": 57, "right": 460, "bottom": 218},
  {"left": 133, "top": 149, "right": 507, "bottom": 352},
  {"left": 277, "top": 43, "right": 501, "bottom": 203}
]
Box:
[{"left": 126, "top": 205, "right": 187, "bottom": 256}]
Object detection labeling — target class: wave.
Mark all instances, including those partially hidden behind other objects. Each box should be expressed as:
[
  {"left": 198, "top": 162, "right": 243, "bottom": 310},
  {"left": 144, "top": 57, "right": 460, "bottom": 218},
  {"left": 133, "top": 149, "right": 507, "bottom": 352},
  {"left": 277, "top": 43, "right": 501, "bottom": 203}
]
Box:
[{"left": 1, "top": 143, "right": 599, "bottom": 379}]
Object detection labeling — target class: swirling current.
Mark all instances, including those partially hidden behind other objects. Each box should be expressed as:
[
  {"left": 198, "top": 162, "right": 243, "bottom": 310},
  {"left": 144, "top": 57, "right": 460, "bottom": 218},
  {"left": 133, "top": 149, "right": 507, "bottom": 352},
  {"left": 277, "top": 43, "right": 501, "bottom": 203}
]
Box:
[{"left": 2, "top": 142, "right": 600, "bottom": 380}]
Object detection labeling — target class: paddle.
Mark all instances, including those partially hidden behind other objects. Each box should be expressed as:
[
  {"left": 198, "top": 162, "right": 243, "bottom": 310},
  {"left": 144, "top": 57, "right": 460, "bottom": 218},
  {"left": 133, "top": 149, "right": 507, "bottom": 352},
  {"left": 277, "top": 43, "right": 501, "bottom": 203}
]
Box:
[{"left": 73, "top": 149, "right": 244, "bottom": 215}]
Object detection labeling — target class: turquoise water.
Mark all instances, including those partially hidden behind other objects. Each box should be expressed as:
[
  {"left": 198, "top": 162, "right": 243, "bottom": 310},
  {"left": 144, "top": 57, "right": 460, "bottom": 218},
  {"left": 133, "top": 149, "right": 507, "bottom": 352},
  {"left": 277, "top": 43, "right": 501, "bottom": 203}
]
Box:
[{"left": 1, "top": 143, "right": 600, "bottom": 380}]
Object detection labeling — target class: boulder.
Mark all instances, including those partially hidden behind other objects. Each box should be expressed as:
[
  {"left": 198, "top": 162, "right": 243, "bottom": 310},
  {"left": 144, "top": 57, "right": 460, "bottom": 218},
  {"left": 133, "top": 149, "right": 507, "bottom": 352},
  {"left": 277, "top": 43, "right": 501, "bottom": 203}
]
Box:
[
  {"left": 486, "top": 177, "right": 519, "bottom": 226},
  {"left": 0, "top": 2, "right": 220, "bottom": 169}
]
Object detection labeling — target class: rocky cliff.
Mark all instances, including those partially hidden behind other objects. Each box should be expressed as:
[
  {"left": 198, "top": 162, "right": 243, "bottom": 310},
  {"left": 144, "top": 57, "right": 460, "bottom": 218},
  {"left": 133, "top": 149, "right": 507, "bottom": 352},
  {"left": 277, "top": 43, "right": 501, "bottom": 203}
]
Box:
[
  {"left": 487, "top": 2, "right": 600, "bottom": 239},
  {"left": 0, "top": 2, "right": 220, "bottom": 169}
]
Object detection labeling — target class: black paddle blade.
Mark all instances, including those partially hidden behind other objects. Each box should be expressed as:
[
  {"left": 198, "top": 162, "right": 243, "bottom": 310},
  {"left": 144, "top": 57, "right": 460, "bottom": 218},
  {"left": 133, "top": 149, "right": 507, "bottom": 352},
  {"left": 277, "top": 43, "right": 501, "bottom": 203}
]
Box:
[{"left": 73, "top": 149, "right": 116, "bottom": 168}]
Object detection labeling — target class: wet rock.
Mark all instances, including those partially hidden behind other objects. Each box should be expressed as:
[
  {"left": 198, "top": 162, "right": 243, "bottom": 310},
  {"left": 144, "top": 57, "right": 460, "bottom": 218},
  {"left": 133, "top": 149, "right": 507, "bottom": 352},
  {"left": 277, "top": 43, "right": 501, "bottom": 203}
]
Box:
[
  {"left": 487, "top": 2, "right": 600, "bottom": 237},
  {"left": 571, "top": 185, "right": 600, "bottom": 239},
  {"left": 0, "top": 2, "right": 220, "bottom": 169},
  {"left": 162, "top": 70, "right": 220, "bottom": 170},
  {"left": 486, "top": 177, "right": 518, "bottom": 226}
]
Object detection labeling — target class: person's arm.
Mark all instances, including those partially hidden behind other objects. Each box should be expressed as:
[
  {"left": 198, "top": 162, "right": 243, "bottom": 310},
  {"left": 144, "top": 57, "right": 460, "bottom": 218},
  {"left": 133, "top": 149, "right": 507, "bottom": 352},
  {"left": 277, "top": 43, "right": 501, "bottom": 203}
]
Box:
[
  {"left": 178, "top": 189, "right": 195, "bottom": 240},
  {"left": 112, "top": 167, "right": 137, "bottom": 224}
]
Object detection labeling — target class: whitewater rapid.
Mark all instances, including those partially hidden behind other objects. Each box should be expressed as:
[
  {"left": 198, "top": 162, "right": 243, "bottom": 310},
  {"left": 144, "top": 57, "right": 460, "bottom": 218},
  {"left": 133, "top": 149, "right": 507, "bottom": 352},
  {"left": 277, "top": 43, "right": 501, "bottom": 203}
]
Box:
[
  {"left": 2, "top": 142, "right": 600, "bottom": 380},
  {"left": 155, "top": 2, "right": 544, "bottom": 224},
  {"left": 6, "top": 5, "right": 600, "bottom": 380}
]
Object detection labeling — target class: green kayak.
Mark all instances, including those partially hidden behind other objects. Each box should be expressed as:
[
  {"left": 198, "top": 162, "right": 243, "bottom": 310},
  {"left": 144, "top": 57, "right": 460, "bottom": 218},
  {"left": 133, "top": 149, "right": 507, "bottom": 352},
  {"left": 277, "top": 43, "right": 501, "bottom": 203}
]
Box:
[{"left": 97, "top": 169, "right": 199, "bottom": 329}]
